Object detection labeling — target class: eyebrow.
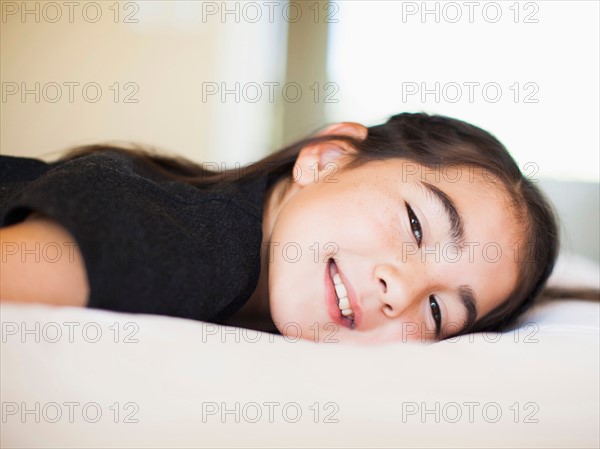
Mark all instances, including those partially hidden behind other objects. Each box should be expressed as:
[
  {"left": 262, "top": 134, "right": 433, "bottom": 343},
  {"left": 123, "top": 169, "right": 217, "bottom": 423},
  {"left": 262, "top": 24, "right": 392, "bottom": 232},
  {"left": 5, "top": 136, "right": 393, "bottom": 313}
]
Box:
[
  {"left": 420, "top": 181, "right": 466, "bottom": 248},
  {"left": 417, "top": 180, "right": 479, "bottom": 335},
  {"left": 456, "top": 285, "right": 478, "bottom": 335}
]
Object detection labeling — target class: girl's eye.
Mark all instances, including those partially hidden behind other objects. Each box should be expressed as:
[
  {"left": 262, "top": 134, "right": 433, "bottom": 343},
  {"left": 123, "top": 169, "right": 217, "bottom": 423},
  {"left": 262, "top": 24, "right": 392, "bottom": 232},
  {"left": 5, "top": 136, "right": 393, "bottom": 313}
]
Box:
[
  {"left": 405, "top": 202, "right": 423, "bottom": 247},
  {"left": 404, "top": 205, "right": 440, "bottom": 338},
  {"left": 429, "top": 295, "right": 442, "bottom": 338}
]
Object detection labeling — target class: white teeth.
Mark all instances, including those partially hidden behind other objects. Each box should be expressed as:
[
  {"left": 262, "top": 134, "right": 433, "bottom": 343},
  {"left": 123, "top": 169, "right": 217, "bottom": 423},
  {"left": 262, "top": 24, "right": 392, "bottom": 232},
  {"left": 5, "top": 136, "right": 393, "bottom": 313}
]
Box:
[
  {"left": 334, "top": 282, "right": 347, "bottom": 299},
  {"left": 332, "top": 270, "right": 354, "bottom": 318},
  {"left": 338, "top": 297, "right": 350, "bottom": 310}
]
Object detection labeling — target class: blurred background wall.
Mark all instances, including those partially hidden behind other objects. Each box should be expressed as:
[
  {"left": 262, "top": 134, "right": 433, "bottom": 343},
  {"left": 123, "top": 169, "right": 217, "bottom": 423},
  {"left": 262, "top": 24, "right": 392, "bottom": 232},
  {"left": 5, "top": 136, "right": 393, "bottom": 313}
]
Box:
[
  {"left": 1, "top": 0, "right": 598, "bottom": 261},
  {"left": 1, "top": 1, "right": 289, "bottom": 164}
]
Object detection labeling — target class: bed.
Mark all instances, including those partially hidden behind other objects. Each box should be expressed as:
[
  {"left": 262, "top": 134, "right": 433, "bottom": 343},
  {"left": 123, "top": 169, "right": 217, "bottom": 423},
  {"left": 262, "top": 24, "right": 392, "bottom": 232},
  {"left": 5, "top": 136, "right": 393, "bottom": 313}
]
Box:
[{"left": 1, "top": 250, "right": 598, "bottom": 448}]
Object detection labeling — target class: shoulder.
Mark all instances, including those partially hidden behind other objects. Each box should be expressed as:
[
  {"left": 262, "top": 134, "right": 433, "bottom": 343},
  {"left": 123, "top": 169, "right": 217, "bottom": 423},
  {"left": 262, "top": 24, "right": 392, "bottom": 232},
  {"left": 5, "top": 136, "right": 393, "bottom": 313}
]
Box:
[{"left": 1, "top": 154, "right": 50, "bottom": 181}]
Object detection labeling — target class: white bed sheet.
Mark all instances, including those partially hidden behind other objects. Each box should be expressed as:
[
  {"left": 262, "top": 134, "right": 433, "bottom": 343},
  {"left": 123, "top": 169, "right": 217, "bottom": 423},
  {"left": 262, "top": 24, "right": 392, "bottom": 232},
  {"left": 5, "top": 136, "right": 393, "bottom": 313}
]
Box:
[{"left": 1, "top": 252, "right": 598, "bottom": 448}]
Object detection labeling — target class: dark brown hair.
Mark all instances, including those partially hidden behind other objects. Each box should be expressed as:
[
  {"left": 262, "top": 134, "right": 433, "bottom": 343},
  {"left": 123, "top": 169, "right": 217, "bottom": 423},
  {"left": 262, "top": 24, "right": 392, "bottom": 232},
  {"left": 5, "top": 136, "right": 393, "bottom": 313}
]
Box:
[{"left": 57, "top": 112, "right": 599, "bottom": 338}]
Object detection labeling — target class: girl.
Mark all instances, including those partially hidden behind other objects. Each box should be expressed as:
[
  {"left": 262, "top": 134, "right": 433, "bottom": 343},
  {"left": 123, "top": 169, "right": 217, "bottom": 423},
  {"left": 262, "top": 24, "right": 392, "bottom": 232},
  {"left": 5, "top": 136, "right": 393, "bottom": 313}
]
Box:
[{"left": 0, "top": 112, "right": 594, "bottom": 343}]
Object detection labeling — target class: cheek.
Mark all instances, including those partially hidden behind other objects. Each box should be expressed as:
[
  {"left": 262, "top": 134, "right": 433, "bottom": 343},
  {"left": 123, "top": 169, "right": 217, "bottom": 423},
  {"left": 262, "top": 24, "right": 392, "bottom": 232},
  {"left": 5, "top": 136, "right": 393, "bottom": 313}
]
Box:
[
  {"left": 275, "top": 188, "right": 403, "bottom": 261},
  {"left": 267, "top": 269, "right": 301, "bottom": 330}
]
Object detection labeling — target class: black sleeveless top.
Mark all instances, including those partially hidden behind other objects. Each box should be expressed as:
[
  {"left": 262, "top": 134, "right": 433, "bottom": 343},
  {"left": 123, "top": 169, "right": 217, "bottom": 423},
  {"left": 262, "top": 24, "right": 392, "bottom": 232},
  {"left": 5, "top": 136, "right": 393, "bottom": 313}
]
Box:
[{"left": 0, "top": 150, "right": 268, "bottom": 323}]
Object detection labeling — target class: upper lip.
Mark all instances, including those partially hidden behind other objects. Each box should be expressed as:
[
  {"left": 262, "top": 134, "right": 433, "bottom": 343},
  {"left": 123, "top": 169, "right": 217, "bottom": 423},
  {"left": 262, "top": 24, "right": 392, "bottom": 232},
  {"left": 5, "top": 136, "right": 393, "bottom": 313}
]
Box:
[{"left": 333, "top": 260, "right": 361, "bottom": 330}]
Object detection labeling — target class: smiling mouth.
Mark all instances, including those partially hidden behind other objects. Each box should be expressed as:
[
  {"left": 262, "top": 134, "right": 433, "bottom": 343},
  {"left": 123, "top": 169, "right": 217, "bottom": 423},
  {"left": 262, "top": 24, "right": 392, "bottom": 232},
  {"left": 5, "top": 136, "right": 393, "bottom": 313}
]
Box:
[{"left": 328, "top": 259, "right": 355, "bottom": 329}]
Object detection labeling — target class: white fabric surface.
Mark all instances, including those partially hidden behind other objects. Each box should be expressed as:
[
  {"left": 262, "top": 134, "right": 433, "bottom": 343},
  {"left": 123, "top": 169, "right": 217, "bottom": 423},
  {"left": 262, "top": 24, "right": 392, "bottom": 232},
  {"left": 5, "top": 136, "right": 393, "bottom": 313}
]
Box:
[{"left": 1, "top": 252, "right": 598, "bottom": 448}]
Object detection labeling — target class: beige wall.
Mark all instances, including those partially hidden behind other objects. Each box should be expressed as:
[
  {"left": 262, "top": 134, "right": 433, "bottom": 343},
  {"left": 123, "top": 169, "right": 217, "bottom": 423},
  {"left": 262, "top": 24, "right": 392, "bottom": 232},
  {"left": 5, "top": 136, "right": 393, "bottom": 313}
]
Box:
[{"left": 1, "top": 1, "right": 288, "bottom": 165}]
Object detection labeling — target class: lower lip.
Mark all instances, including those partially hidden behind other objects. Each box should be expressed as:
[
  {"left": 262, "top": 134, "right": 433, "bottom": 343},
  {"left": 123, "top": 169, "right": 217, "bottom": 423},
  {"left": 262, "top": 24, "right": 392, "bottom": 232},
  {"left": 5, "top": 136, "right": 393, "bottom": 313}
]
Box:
[{"left": 324, "top": 259, "right": 354, "bottom": 330}]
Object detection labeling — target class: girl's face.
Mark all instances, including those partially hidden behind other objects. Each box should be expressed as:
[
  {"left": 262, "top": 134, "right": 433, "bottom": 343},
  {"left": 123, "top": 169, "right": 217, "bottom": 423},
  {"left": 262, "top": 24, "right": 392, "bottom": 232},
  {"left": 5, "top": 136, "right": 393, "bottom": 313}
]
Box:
[{"left": 265, "top": 123, "right": 521, "bottom": 344}]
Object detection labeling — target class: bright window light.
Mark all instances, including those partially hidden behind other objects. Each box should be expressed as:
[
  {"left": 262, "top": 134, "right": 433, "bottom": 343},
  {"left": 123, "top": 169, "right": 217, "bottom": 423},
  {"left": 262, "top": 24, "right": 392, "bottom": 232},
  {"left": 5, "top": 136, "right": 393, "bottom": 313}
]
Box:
[{"left": 326, "top": 1, "right": 599, "bottom": 182}]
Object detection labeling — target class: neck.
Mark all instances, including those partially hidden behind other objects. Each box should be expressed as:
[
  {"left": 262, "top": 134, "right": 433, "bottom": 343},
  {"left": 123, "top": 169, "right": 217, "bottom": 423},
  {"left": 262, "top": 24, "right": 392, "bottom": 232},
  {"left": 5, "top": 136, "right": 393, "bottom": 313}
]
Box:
[{"left": 221, "top": 176, "right": 291, "bottom": 333}]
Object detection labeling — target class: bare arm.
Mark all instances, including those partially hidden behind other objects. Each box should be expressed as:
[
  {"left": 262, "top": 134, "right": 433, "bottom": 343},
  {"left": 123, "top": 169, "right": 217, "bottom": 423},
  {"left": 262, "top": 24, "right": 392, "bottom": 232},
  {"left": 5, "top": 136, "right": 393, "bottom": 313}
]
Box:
[{"left": 0, "top": 212, "right": 89, "bottom": 307}]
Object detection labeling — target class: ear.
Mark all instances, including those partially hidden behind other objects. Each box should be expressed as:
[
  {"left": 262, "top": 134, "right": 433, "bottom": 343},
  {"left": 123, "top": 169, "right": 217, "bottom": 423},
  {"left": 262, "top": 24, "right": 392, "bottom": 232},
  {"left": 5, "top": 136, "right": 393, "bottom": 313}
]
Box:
[{"left": 293, "top": 122, "right": 368, "bottom": 187}]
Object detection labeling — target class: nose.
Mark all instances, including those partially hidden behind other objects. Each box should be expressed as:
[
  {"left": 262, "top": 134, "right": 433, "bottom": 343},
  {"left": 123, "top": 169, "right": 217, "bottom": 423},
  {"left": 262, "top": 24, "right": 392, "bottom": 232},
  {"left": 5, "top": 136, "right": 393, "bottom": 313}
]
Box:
[{"left": 374, "top": 262, "right": 425, "bottom": 319}]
